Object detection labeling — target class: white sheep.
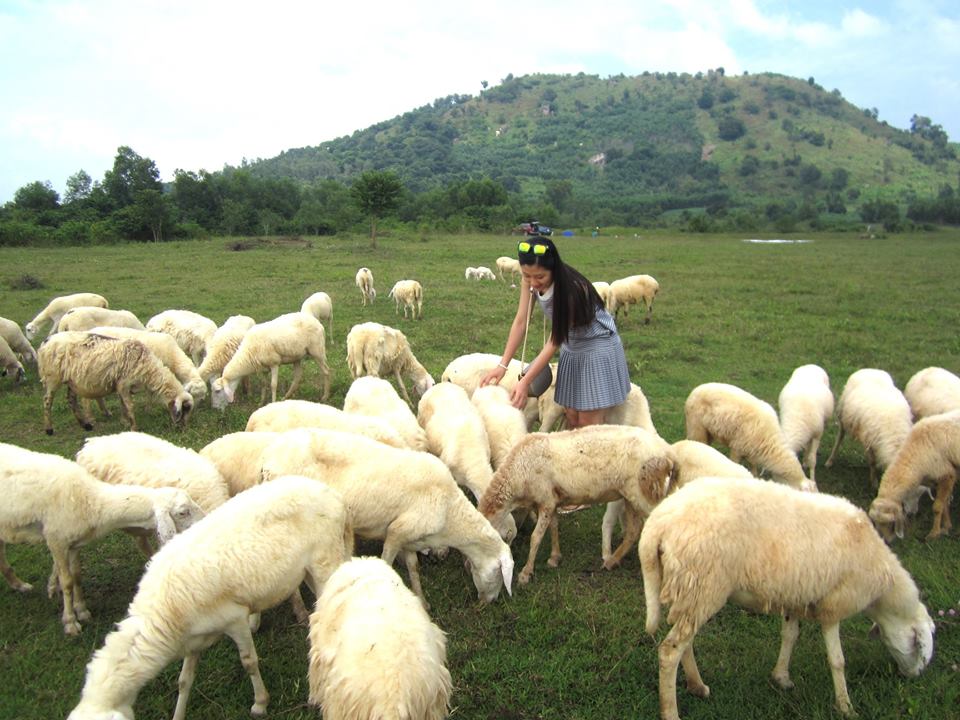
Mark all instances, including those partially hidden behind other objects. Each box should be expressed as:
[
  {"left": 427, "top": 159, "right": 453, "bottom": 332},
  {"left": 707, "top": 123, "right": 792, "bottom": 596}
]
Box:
[
  {"left": 56, "top": 307, "right": 145, "bottom": 333},
  {"left": 345, "top": 322, "right": 434, "bottom": 406},
  {"left": 539, "top": 380, "right": 656, "bottom": 433},
  {"left": 777, "top": 364, "right": 835, "bottom": 482},
  {"left": 307, "top": 557, "right": 452, "bottom": 720},
  {"left": 474, "top": 266, "right": 496, "bottom": 281},
  {"left": 66, "top": 475, "right": 351, "bottom": 720},
  {"left": 684, "top": 382, "right": 811, "bottom": 490},
  {"left": 592, "top": 280, "right": 611, "bottom": 308},
  {"left": 197, "top": 314, "right": 256, "bottom": 385},
  {"left": 343, "top": 376, "right": 429, "bottom": 451},
  {"left": 245, "top": 399, "right": 407, "bottom": 448},
  {"left": 478, "top": 425, "right": 676, "bottom": 584},
  {"left": 0, "top": 335, "right": 25, "bottom": 384},
  {"left": 464, "top": 266, "right": 480, "bottom": 280},
  {"left": 495, "top": 256, "right": 521, "bottom": 283},
  {"left": 260, "top": 428, "right": 514, "bottom": 606},
  {"left": 606, "top": 273, "right": 659, "bottom": 324},
  {"left": 825, "top": 368, "right": 913, "bottom": 486},
  {"left": 198, "top": 431, "right": 279, "bottom": 497},
  {"left": 355, "top": 267, "right": 375, "bottom": 306},
  {"left": 904, "top": 366, "right": 960, "bottom": 420},
  {"left": 441, "top": 352, "right": 539, "bottom": 428},
  {"left": 0, "top": 315, "right": 38, "bottom": 365},
  {"left": 0, "top": 442, "right": 203, "bottom": 635},
  {"left": 145, "top": 308, "right": 218, "bottom": 364},
  {"left": 641, "top": 476, "right": 936, "bottom": 719},
  {"left": 869, "top": 409, "right": 960, "bottom": 541},
  {"left": 301, "top": 291, "right": 334, "bottom": 343},
  {"left": 88, "top": 325, "right": 208, "bottom": 400},
  {"left": 388, "top": 279, "right": 424, "bottom": 319},
  {"left": 470, "top": 384, "right": 528, "bottom": 470},
  {"left": 25, "top": 292, "right": 108, "bottom": 340},
  {"left": 210, "top": 311, "right": 330, "bottom": 410},
  {"left": 38, "top": 331, "right": 194, "bottom": 434}
]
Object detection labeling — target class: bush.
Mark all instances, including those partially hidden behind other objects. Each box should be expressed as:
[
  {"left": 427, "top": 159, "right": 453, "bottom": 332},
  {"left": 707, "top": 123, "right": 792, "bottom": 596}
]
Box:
[
  {"left": 717, "top": 116, "right": 746, "bottom": 141},
  {"left": 8, "top": 274, "right": 45, "bottom": 290},
  {"left": 53, "top": 220, "right": 91, "bottom": 245},
  {"left": 0, "top": 220, "right": 49, "bottom": 247}
]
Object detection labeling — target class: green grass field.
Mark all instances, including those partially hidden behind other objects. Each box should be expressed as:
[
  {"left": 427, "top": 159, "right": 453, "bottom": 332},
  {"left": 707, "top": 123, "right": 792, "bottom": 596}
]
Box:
[{"left": 0, "top": 230, "right": 958, "bottom": 720}]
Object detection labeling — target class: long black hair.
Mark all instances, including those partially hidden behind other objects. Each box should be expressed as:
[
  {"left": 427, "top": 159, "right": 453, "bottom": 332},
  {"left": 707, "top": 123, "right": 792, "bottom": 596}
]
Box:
[{"left": 518, "top": 236, "right": 604, "bottom": 346}]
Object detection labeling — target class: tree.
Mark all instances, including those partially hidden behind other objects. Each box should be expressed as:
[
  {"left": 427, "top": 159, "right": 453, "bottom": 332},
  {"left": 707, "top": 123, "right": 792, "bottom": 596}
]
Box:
[
  {"left": 64, "top": 170, "right": 92, "bottom": 204},
  {"left": 13, "top": 181, "right": 59, "bottom": 214},
  {"left": 102, "top": 146, "right": 161, "bottom": 210},
  {"left": 717, "top": 116, "right": 746, "bottom": 141},
  {"left": 351, "top": 171, "right": 403, "bottom": 247}
]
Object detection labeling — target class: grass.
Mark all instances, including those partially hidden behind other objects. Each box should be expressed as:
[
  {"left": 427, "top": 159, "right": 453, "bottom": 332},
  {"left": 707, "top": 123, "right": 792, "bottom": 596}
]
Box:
[{"left": 0, "top": 229, "right": 958, "bottom": 720}]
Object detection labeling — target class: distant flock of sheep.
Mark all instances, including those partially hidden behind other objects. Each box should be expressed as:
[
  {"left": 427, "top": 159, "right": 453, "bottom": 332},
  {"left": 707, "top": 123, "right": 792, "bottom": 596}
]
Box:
[{"left": 0, "top": 260, "right": 957, "bottom": 719}]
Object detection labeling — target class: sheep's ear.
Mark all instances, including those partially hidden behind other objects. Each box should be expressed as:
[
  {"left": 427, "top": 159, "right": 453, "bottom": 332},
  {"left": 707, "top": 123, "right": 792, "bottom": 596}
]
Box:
[
  {"left": 499, "top": 551, "right": 514, "bottom": 597},
  {"left": 894, "top": 508, "right": 906, "bottom": 539},
  {"left": 223, "top": 382, "right": 235, "bottom": 403},
  {"left": 155, "top": 509, "right": 177, "bottom": 544}
]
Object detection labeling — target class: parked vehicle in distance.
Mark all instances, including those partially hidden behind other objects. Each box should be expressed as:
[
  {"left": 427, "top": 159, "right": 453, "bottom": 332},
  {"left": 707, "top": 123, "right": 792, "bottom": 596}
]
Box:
[{"left": 515, "top": 221, "right": 553, "bottom": 236}]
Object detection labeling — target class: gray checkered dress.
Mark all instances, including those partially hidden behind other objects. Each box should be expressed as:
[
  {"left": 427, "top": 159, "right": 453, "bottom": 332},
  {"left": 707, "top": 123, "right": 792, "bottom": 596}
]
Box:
[{"left": 537, "top": 290, "right": 631, "bottom": 411}]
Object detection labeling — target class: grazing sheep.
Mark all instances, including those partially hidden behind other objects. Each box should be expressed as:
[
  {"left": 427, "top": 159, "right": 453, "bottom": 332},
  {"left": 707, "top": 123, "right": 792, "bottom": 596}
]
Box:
[
  {"left": 869, "top": 409, "right": 960, "bottom": 541},
  {"left": 66, "top": 475, "right": 350, "bottom": 720},
  {"left": 25, "top": 292, "right": 108, "bottom": 340},
  {"left": 464, "top": 266, "right": 480, "bottom": 280},
  {"left": 441, "top": 352, "right": 539, "bottom": 427},
  {"left": 470, "top": 384, "right": 528, "bottom": 470},
  {"left": 478, "top": 425, "right": 676, "bottom": 584},
  {"left": 495, "top": 256, "right": 521, "bottom": 283},
  {"left": 592, "top": 280, "right": 611, "bottom": 308},
  {"left": 199, "top": 431, "right": 279, "bottom": 497},
  {"left": 607, "top": 274, "right": 659, "bottom": 324},
  {"left": 197, "top": 314, "right": 256, "bottom": 384},
  {"left": 210, "top": 311, "right": 330, "bottom": 410},
  {"left": 245, "top": 399, "right": 407, "bottom": 448},
  {"left": 0, "top": 335, "right": 25, "bottom": 384},
  {"left": 474, "top": 266, "right": 496, "bottom": 281},
  {"left": 308, "top": 556, "right": 452, "bottom": 720},
  {"left": 0, "top": 442, "right": 203, "bottom": 635},
  {"left": 343, "top": 376, "right": 428, "bottom": 451},
  {"left": 39, "top": 332, "right": 194, "bottom": 434},
  {"left": 355, "top": 267, "right": 375, "bottom": 306},
  {"left": 904, "top": 366, "right": 960, "bottom": 420},
  {"left": 301, "top": 291, "right": 333, "bottom": 344},
  {"left": 825, "top": 369, "right": 912, "bottom": 486},
  {"left": 88, "top": 325, "right": 208, "bottom": 400},
  {"left": 0, "top": 316, "right": 38, "bottom": 365},
  {"left": 145, "top": 309, "right": 218, "bottom": 365},
  {"left": 684, "top": 382, "right": 812, "bottom": 490},
  {"left": 345, "top": 322, "right": 434, "bottom": 406},
  {"left": 56, "top": 307, "right": 145, "bottom": 334},
  {"left": 260, "top": 428, "right": 514, "bottom": 606},
  {"left": 388, "top": 279, "right": 424, "bottom": 319},
  {"left": 777, "top": 364, "right": 834, "bottom": 482},
  {"left": 641, "top": 476, "right": 935, "bottom": 719}
]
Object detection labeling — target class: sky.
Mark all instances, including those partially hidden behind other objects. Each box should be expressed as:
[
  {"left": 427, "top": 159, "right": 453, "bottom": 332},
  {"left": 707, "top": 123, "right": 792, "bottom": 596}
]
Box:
[{"left": 1, "top": 0, "right": 958, "bottom": 203}]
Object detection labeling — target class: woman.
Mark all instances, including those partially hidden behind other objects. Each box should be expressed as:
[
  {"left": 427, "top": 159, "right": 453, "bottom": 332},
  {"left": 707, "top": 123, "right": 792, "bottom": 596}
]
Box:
[{"left": 480, "top": 236, "right": 630, "bottom": 428}]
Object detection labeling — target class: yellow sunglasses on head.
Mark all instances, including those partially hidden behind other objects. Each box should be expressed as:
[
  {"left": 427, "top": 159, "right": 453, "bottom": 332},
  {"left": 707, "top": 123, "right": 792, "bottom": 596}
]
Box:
[{"left": 518, "top": 241, "right": 548, "bottom": 255}]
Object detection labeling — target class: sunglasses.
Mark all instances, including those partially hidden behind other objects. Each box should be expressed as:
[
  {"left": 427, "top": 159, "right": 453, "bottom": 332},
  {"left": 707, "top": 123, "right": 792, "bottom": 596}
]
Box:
[{"left": 518, "top": 241, "right": 548, "bottom": 255}]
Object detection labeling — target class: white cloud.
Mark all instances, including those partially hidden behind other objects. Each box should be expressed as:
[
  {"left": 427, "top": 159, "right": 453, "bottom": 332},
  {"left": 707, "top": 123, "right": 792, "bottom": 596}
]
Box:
[{"left": 841, "top": 9, "right": 885, "bottom": 36}]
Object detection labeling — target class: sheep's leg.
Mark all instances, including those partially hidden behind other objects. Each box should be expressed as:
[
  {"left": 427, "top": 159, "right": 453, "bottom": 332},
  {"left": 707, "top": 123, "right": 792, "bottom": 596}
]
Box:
[
  {"left": 288, "top": 587, "right": 309, "bottom": 624},
  {"left": 268, "top": 366, "right": 281, "bottom": 404},
  {"left": 172, "top": 652, "right": 200, "bottom": 720},
  {"left": 804, "top": 439, "right": 820, "bottom": 483},
  {"left": 772, "top": 614, "right": 800, "bottom": 688},
  {"left": 644, "top": 300, "right": 654, "bottom": 324},
  {"left": 519, "top": 507, "right": 554, "bottom": 585},
  {"left": 658, "top": 624, "right": 697, "bottom": 720},
  {"left": 48, "top": 543, "right": 81, "bottom": 635},
  {"left": 43, "top": 384, "right": 59, "bottom": 434},
  {"left": 95, "top": 397, "right": 112, "bottom": 418},
  {"left": 402, "top": 550, "right": 429, "bottom": 609},
  {"left": 600, "top": 500, "right": 624, "bottom": 563},
  {"left": 393, "top": 370, "right": 414, "bottom": 407},
  {"left": 66, "top": 388, "right": 93, "bottom": 431},
  {"left": 67, "top": 548, "right": 90, "bottom": 622},
  {"left": 283, "top": 361, "right": 303, "bottom": 400},
  {"left": 821, "top": 622, "right": 854, "bottom": 716},
  {"left": 546, "top": 514, "right": 562, "bottom": 568},
  {"left": 604, "top": 503, "right": 642, "bottom": 570},
  {"left": 927, "top": 472, "right": 956, "bottom": 540},
  {"left": 824, "top": 425, "right": 845, "bottom": 467},
  {"left": 135, "top": 534, "right": 155, "bottom": 557},
  {"left": 866, "top": 449, "right": 879, "bottom": 488},
  {"left": 0, "top": 541, "right": 32, "bottom": 592},
  {"left": 225, "top": 617, "right": 270, "bottom": 717},
  {"left": 680, "top": 644, "right": 709, "bottom": 698},
  {"left": 116, "top": 386, "right": 138, "bottom": 431}
]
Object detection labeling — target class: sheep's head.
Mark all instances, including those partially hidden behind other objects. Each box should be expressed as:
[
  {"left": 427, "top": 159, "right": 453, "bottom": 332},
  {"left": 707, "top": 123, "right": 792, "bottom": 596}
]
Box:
[
  {"left": 875, "top": 603, "right": 935, "bottom": 677},
  {"left": 169, "top": 390, "right": 194, "bottom": 426},
  {"left": 469, "top": 546, "right": 514, "bottom": 603},
  {"left": 184, "top": 378, "right": 208, "bottom": 401},
  {"left": 868, "top": 498, "right": 905, "bottom": 541},
  {"left": 210, "top": 376, "right": 234, "bottom": 410},
  {"left": 414, "top": 372, "right": 435, "bottom": 397},
  {"left": 24, "top": 322, "right": 38, "bottom": 341},
  {"left": 154, "top": 488, "right": 204, "bottom": 544}
]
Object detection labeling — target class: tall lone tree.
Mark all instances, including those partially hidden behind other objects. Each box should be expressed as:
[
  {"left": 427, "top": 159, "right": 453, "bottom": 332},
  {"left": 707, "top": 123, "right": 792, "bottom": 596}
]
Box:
[{"left": 351, "top": 171, "right": 403, "bottom": 248}]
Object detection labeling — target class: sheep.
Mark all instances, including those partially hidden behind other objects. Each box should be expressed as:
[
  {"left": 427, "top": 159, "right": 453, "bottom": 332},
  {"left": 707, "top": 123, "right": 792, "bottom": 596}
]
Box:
[
  {"left": 66, "top": 475, "right": 351, "bottom": 720},
  {"left": 343, "top": 376, "right": 429, "bottom": 451},
  {"left": 478, "top": 425, "right": 676, "bottom": 584},
  {"left": 904, "top": 366, "right": 960, "bottom": 420},
  {"left": 245, "top": 399, "right": 407, "bottom": 448},
  {"left": 418, "top": 382, "right": 517, "bottom": 543},
  {"left": 355, "top": 266, "right": 375, "bottom": 306},
  {"left": 440, "top": 352, "right": 539, "bottom": 427},
  {"left": 777, "top": 364, "right": 835, "bottom": 482},
  {"left": 592, "top": 280, "right": 611, "bottom": 308},
  {"left": 825, "top": 369, "right": 913, "bottom": 486},
  {"left": 210, "top": 311, "right": 330, "bottom": 410},
  {"left": 0, "top": 315, "right": 38, "bottom": 365},
  {"left": 869, "top": 409, "right": 960, "bottom": 541},
  {"left": 474, "top": 266, "right": 496, "bottom": 281},
  {"left": 0, "top": 442, "right": 203, "bottom": 635},
  {"left": 197, "top": 314, "right": 256, "bottom": 384},
  {"left": 199, "top": 431, "right": 279, "bottom": 497},
  {"left": 684, "top": 382, "right": 812, "bottom": 490},
  {"left": 470, "top": 384, "right": 528, "bottom": 470},
  {"left": 345, "top": 322, "right": 434, "bottom": 406},
  {"left": 56, "top": 307, "right": 145, "bottom": 333},
  {"left": 464, "top": 266, "right": 480, "bottom": 280},
  {"left": 641, "top": 476, "right": 936, "bottom": 719},
  {"left": 495, "top": 256, "right": 521, "bottom": 283},
  {"left": 24, "top": 292, "right": 108, "bottom": 340},
  {"left": 388, "top": 279, "right": 424, "bottom": 319},
  {"left": 145, "top": 308, "right": 218, "bottom": 364},
  {"left": 539, "top": 380, "right": 657, "bottom": 433},
  {"left": 88, "top": 325, "right": 208, "bottom": 400},
  {"left": 0, "top": 335, "right": 25, "bottom": 384},
  {"left": 259, "top": 428, "right": 514, "bottom": 606},
  {"left": 301, "top": 291, "right": 333, "bottom": 343},
  {"left": 307, "top": 557, "right": 452, "bottom": 720},
  {"left": 606, "top": 273, "right": 659, "bottom": 324},
  {"left": 38, "top": 331, "right": 194, "bottom": 434}
]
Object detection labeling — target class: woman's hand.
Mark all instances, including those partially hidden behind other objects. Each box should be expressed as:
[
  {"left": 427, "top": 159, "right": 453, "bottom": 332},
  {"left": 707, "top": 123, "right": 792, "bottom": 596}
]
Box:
[
  {"left": 479, "top": 365, "right": 507, "bottom": 387},
  {"left": 510, "top": 377, "right": 530, "bottom": 408}
]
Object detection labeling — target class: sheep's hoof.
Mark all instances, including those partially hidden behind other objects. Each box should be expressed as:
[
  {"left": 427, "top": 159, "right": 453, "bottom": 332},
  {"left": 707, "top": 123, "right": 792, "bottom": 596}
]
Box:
[
  {"left": 772, "top": 672, "right": 794, "bottom": 690},
  {"left": 250, "top": 701, "right": 268, "bottom": 717},
  {"left": 602, "top": 557, "right": 621, "bottom": 571},
  {"left": 518, "top": 570, "right": 533, "bottom": 585},
  {"left": 83, "top": 423, "right": 93, "bottom": 431},
  {"left": 63, "top": 620, "right": 82, "bottom": 636},
  {"left": 76, "top": 606, "right": 92, "bottom": 622},
  {"left": 687, "top": 680, "right": 710, "bottom": 698},
  {"left": 45, "top": 428, "right": 53, "bottom": 436},
  {"left": 836, "top": 699, "right": 856, "bottom": 717},
  {"left": 547, "top": 555, "right": 562, "bottom": 568},
  {"left": 13, "top": 581, "right": 33, "bottom": 593}
]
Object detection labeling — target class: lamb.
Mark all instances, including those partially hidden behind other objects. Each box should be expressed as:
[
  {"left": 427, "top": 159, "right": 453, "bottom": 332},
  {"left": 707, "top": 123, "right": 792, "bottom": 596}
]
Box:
[
  {"left": 388, "top": 279, "right": 424, "bottom": 319},
  {"left": 210, "top": 311, "right": 330, "bottom": 410},
  {"left": 0, "top": 335, "right": 25, "bottom": 384},
  {"left": 825, "top": 368, "right": 913, "bottom": 486},
  {"left": 245, "top": 399, "right": 407, "bottom": 449},
  {"left": 355, "top": 267, "right": 375, "bottom": 306},
  {"left": 301, "top": 291, "right": 333, "bottom": 343},
  {"left": 478, "top": 425, "right": 676, "bottom": 584},
  {"left": 684, "top": 382, "right": 812, "bottom": 490},
  {"left": 606, "top": 273, "right": 659, "bottom": 324},
  {"left": 199, "top": 431, "right": 279, "bottom": 497},
  {"left": 470, "top": 384, "right": 528, "bottom": 470},
  {"left": 0, "top": 315, "right": 38, "bottom": 365},
  {"left": 55, "top": 307, "right": 145, "bottom": 333},
  {"left": 440, "top": 352, "right": 539, "bottom": 427},
  {"left": 88, "top": 325, "right": 208, "bottom": 400},
  {"left": 197, "top": 314, "right": 256, "bottom": 384},
  {"left": 260, "top": 428, "right": 514, "bottom": 606},
  {"left": 145, "top": 308, "right": 218, "bottom": 365},
  {"left": 343, "top": 376, "right": 429, "bottom": 451},
  {"left": 24, "top": 292, "right": 108, "bottom": 340},
  {"left": 777, "top": 364, "right": 835, "bottom": 482},
  {"left": 66, "top": 475, "right": 351, "bottom": 720},
  {"left": 38, "top": 331, "right": 194, "bottom": 434},
  {"left": 0, "top": 442, "right": 203, "bottom": 635},
  {"left": 641, "top": 476, "right": 935, "bottom": 719},
  {"left": 307, "top": 557, "right": 452, "bottom": 720},
  {"left": 345, "top": 322, "right": 434, "bottom": 406},
  {"left": 495, "top": 256, "right": 521, "bottom": 283},
  {"left": 474, "top": 266, "right": 496, "bottom": 281},
  {"left": 869, "top": 409, "right": 960, "bottom": 541},
  {"left": 904, "top": 366, "right": 960, "bottom": 420}
]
